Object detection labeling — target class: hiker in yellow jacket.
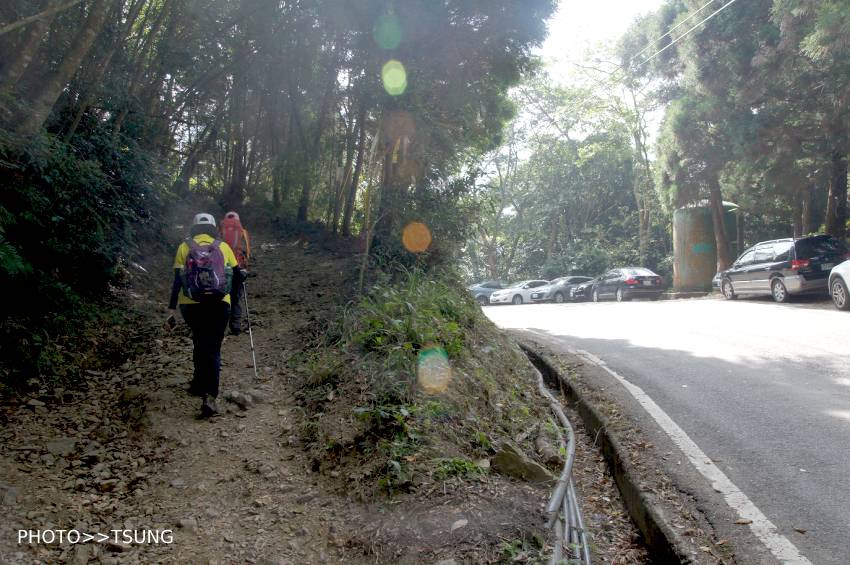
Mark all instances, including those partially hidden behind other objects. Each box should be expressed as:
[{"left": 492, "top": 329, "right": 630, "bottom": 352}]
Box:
[{"left": 167, "top": 213, "right": 238, "bottom": 417}]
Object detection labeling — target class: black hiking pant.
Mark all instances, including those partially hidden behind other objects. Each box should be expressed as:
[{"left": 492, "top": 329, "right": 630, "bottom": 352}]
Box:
[
  {"left": 229, "top": 268, "right": 246, "bottom": 332},
  {"left": 180, "top": 302, "right": 230, "bottom": 398}
]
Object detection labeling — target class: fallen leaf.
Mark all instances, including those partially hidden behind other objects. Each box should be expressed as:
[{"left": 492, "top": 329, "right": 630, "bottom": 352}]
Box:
[
  {"left": 793, "top": 528, "right": 807, "bottom": 534},
  {"left": 735, "top": 518, "right": 752, "bottom": 525},
  {"left": 700, "top": 546, "right": 711, "bottom": 553},
  {"left": 715, "top": 539, "right": 728, "bottom": 546}
]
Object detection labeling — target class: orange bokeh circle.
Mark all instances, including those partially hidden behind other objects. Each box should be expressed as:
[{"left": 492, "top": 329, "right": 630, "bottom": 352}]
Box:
[{"left": 402, "top": 221, "right": 432, "bottom": 253}]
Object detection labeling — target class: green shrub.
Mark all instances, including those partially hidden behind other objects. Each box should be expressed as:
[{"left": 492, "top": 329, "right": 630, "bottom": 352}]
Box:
[{"left": 0, "top": 125, "right": 165, "bottom": 388}]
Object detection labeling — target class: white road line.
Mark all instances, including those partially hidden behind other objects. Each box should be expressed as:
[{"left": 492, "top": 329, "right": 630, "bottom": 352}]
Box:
[{"left": 548, "top": 337, "right": 812, "bottom": 564}]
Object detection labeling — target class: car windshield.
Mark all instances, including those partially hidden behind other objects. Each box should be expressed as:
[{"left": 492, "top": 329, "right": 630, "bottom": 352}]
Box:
[{"left": 508, "top": 280, "right": 530, "bottom": 288}]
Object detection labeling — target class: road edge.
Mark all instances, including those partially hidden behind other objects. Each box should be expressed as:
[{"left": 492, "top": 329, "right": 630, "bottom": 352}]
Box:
[{"left": 519, "top": 342, "right": 695, "bottom": 564}]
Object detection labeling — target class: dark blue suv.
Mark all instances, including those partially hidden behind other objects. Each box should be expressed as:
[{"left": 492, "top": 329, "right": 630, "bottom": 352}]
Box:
[{"left": 720, "top": 235, "right": 848, "bottom": 303}]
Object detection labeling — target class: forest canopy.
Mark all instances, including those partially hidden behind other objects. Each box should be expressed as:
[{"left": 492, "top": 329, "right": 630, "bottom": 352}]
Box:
[{"left": 0, "top": 0, "right": 555, "bottom": 384}]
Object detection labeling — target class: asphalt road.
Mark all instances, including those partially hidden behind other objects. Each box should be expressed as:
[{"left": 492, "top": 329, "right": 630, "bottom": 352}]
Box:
[{"left": 485, "top": 296, "right": 850, "bottom": 565}]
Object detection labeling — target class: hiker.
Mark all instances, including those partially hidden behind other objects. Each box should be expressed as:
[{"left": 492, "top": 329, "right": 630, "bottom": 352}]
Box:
[
  {"left": 219, "top": 211, "right": 251, "bottom": 335},
  {"left": 167, "top": 213, "right": 239, "bottom": 417}
]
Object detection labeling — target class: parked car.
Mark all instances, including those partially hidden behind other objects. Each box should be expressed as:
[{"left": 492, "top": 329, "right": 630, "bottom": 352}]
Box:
[
  {"left": 571, "top": 277, "right": 600, "bottom": 301},
  {"left": 712, "top": 271, "right": 721, "bottom": 290},
  {"left": 592, "top": 268, "right": 665, "bottom": 302},
  {"left": 530, "top": 276, "right": 594, "bottom": 303},
  {"left": 828, "top": 260, "right": 850, "bottom": 311},
  {"left": 720, "top": 235, "right": 848, "bottom": 303},
  {"left": 489, "top": 280, "right": 549, "bottom": 305},
  {"left": 467, "top": 280, "right": 503, "bottom": 306}
]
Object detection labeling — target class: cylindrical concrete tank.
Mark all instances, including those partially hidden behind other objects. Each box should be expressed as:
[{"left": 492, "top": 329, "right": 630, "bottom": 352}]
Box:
[
  {"left": 673, "top": 207, "right": 715, "bottom": 291},
  {"left": 673, "top": 204, "right": 738, "bottom": 291}
]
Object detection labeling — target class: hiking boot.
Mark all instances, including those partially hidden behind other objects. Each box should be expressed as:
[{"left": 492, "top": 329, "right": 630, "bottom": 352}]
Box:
[
  {"left": 200, "top": 396, "right": 219, "bottom": 418},
  {"left": 229, "top": 325, "right": 242, "bottom": 336}
]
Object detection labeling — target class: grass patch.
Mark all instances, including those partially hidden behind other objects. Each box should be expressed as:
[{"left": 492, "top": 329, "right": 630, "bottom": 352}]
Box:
[{"left": 433, "top": 457, "right": 486, "bottom": 481}]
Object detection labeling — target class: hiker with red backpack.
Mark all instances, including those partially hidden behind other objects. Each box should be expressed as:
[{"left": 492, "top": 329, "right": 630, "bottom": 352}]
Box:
[
  {"left": 167, "top": 213, "right": 239, "bottom": 418},
  {"left": 219, "top": 211, "right": 251, "bottom": 335}
]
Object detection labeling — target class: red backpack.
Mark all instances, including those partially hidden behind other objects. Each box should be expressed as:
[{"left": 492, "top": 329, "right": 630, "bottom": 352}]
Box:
[{"left": 220, "top": 214, "right": 245, "bottom": 264}]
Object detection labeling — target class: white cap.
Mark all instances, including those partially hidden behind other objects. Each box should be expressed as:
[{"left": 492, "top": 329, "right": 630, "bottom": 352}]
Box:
[
  {"left": 225, "top": 211, "right": 240, "bottom": 221},
  {"left": 193, "top": 213, "right": 216, "bottom": 227}
]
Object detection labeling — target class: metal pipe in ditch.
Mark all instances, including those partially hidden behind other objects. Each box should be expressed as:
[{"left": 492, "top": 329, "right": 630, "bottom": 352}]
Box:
[{"left": 535, "top": 368, "right": 591, "bottom": 565}]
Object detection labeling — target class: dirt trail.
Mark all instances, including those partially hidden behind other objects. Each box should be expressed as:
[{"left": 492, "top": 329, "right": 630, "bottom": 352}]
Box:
[
  {"left": 1, "top": 238, "right": 370, "bottom": 564},
  {"left": 0, "top": 234, "right": 654, "bottom": 564}
]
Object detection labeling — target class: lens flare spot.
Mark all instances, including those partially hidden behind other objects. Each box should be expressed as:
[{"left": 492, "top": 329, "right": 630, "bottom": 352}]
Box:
[
  {"left": 402, "top": 221, "right": 432, "bottom": 253},
  {"left": 382, "top": 60, "right": 407, "bottom": 96},
  {"left": 417, "top": 347, "right": 452, "bottom": 394},
  {"left": 373, "top": 13, "right": 402, "bottom": 50}
]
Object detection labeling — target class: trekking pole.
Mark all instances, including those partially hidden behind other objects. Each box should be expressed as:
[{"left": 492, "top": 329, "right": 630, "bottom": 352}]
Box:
[{"left": 242, "top": 281, "right": 259, "bottom": 381}]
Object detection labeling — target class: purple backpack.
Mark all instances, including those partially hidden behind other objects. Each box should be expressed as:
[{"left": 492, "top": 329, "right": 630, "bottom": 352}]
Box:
[{"left": 182, "top": 238, "right": 231, "bottom": 302}]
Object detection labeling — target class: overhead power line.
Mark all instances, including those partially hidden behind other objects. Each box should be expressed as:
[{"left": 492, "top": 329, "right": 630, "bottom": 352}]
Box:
[
  {"left": 629, "top": 0, "right": 718, "bottom": 63},
  {"left": 632, "top": 0, "right": 741, "bottom": 70}
]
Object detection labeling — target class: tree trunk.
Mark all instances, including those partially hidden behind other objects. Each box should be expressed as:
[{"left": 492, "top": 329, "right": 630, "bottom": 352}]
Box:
[
  {"left": 374, "top": 142, "right": 398, "bottom": 241},
  {"left": 825, "top": 147, "right": 848, "bottom": 238},
  {"left": 296, "top": 173, "right": 311, "bottom": 224},
  {"left": 342, "top": 105, "right": 366, "bottom": 237},
  {"left": 14, "top": 0, "right": 109, "bottom": 134},
  {"left": 64, "top": 0, "right": 147, "bottom": 141},
  {"left": 631, "top": 136, "right": 650, "bottom": 266},
  {"left": 628, "top": 87, "right": 654, "bottom": 267},
  {"left": 801, "top": 184, "right": 814, "bottom": 235},
  {"left": 544, "top": 213, "right": 559, "bottom": 265},
  {"left": 331, "top": 114, "right": 356, "bottom": 234},
  {"left": 486, "top": 240, "right": 498, "bottom": 280},
  {"left": 171, "top": 114, "right": 222, "bottom": 196},
  {"left": 736, "top": 211, "right": 744, "bottom": 258},
  {"left": 0, "top": 0, "right": 81, "bottom": 38},
  {"left": 792, "top": 188, "right": 803, "bottom": 239},
  {"left": 112, "top": 0, "right": 169, "bottom": 138},
  {"left": 0, "top": 0, "right": 59, "bottom": 92},
  {"left": 708, "top": 173, "right": 732, "bottom": 271},
  {"left": 503, "top": 232, "right": 522, "bottom": 280}
]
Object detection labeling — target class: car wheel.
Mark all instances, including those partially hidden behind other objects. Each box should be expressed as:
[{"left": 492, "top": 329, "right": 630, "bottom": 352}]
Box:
[
  {"left": 615, "top": 288, "right": 630, "bottom": 302},
  {"left": 722, "top": 280, "right": 737, "bottom": 300},
  {"left": 512, "top": 294, "right": 523, "bottom": 305},
  {"left": 831, "top": 277, "right": 850, "bottom": 311},
  {"left": 592, "top": 289, "right": 599, "bottom": 303},
  {"left": 476, "top": 295, "right": 488, "bottom": 306},
  {"left": 771, "top": 278, "right": 789, "bottom": 303},
  {"left": 554, "top": 292, "right": 564, "bottom": 303}
]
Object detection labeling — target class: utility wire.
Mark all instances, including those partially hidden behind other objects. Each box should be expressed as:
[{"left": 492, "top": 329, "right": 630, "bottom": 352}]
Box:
[
  {"left": 632, "top": 0, "right": 741, "bottom": 70},
  {"left": 578, "top": 0, "right": 740, "bottom": 84},
  {"left": 628, "top": 0, "right": 718, "bottom": 63}
]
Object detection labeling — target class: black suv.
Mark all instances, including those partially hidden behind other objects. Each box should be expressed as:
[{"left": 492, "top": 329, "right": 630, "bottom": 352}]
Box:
[{"left": 720, "top": 235, "right": 848, "bottom": 303}]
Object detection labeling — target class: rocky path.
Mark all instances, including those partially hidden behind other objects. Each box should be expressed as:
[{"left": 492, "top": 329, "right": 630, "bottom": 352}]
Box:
[{"left": 0, "top": 239, "right": 368, "bottom": 564}]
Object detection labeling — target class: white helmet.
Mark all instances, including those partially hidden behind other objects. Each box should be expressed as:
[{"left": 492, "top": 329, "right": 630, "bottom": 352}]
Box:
[
  {"left": 225, "top": 211, "right": 240, "bottom": 221},
  {"left": 193, "top": 213, "right": 216, "bottom": 227}
]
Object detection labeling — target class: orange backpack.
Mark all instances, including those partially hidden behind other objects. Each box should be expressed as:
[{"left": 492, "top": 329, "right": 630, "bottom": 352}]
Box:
[{"left": 220, "top": 215, "right": 246, "bottom": 266}]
